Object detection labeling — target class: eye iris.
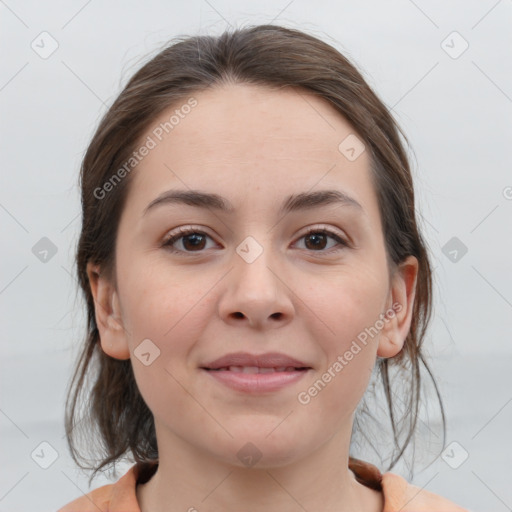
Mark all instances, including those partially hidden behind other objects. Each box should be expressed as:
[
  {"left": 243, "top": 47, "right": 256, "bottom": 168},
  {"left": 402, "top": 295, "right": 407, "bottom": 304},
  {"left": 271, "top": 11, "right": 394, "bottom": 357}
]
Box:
[
  {"left": 183, "top": 233, "right": 206, "bottom": 251},
  {"left": 169, "top": 229, "right": 339, "bottom": 252},
  {"left": 305, "top": 232, "right": 327, "bottom": 250}
]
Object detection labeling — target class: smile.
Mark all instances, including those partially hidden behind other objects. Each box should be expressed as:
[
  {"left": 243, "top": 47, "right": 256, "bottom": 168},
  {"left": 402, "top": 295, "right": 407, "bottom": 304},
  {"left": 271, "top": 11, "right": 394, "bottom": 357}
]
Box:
[
  {"left": 207, "top": 366, "right": 307, "bottom": 373},
  {"left": 202, "top": 366, "right": 310, "bottom": 393}
]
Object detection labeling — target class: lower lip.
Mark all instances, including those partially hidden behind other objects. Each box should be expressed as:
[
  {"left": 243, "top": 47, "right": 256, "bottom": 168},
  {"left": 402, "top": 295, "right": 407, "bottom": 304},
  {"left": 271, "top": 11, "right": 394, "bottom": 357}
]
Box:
[{"left": 202, "top": 369, "right": 310, "bottom": 393}]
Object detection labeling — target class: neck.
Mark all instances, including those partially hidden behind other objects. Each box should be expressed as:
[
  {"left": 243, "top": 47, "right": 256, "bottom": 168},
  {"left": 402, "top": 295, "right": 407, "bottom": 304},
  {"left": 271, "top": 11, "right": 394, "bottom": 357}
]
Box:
[{"left": 136, "top": 426, "right": 383, "bottom": 512}]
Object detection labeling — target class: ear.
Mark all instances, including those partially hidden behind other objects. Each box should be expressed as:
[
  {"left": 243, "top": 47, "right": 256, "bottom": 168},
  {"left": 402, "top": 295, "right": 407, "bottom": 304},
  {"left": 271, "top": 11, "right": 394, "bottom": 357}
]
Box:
[
  {"left": 86, "top": 262, "right": 130, "bottom": 360},
  {"left": 377, "top": 255, "right": 419, "bottom": 358}
]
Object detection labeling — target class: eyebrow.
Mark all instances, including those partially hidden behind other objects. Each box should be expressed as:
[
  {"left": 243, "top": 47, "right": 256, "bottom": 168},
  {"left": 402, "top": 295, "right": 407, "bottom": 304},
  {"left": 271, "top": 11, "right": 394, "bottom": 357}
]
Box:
[{"left": 143, "top": 189, "right": 364, "bottom": 217}]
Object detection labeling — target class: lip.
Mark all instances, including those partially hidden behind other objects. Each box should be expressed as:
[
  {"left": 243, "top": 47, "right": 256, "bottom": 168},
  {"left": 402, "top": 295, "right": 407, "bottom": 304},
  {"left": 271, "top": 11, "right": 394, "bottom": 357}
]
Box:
[
  {"left": 201, "top": 351, "right": 311, "bottom": 370},
  {"left": 200, "top": 352, "right": 312, "bottom": 394}
]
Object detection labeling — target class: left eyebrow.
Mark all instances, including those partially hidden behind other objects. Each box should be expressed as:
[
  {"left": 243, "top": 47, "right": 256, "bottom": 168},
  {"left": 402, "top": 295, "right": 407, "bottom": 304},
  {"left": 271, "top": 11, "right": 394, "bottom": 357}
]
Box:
[{"left": 142, "top": 189, "right": 364, "bottom": 217}]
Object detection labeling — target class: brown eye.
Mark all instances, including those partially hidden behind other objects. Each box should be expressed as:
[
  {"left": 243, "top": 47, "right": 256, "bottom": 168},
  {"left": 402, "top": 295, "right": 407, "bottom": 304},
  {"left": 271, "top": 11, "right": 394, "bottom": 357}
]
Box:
[
  {"left": 296, "top": 228, "right": 348, "bottom": 253},
  {"left": 162, "top": 226, "right": 348, "bottom": 256},
  {"left": 180, "top": 233, "right": 207, "bottom": 251},
  {"left": 163, "top": 229, "right": 214, "bottom": 253},
  {"left": 304, "top": 232, "right": 328, "bottom": 250}
]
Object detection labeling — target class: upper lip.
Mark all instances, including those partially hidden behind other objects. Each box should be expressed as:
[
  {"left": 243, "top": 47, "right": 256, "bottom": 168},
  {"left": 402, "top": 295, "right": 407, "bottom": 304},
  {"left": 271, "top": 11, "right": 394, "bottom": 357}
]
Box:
[{"left": 201, "top": 352, "right": 311, "bottom": 370}]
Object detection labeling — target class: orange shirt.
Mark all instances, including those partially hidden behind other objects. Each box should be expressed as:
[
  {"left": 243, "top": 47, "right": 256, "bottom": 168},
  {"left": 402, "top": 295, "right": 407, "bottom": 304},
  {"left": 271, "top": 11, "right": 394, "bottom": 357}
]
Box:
[{"left": 58, "top": 458, "right": 468, "bottom": 512}]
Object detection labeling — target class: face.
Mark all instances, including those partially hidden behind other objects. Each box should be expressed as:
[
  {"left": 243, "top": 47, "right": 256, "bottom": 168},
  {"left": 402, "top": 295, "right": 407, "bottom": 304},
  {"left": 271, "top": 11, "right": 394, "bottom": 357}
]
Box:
[{"left": 88, "top": 83, "right": 417, "bottom": 469}]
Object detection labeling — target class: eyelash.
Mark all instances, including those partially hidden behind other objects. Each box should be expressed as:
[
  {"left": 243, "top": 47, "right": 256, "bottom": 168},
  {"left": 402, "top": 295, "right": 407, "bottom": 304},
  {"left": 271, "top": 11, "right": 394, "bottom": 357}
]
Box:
[{"left": 161, "top": 225, "right": 349, "bottom": 255}]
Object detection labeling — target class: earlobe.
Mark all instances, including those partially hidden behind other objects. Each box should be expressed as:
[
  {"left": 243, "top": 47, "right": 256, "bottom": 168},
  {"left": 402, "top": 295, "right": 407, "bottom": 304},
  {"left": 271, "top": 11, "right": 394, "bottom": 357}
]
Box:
[
  {"left": 86, "top": 262, "right": 131, "bottom": 360},
  {"left": 377, "top": 255, "right": 419, "bottom": 358}
]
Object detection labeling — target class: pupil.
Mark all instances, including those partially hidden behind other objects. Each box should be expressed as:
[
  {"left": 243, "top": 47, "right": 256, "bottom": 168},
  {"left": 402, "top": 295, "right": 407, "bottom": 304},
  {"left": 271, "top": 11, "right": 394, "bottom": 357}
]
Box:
[
  {"left": 184, "top": 234, "right": 205, "bottom": 250},
  {"left": 181, "top": 233, "right": 327, "bottom": 251},
  {"left": 306, "top": 233, "right": 326, "bottom": 250}
]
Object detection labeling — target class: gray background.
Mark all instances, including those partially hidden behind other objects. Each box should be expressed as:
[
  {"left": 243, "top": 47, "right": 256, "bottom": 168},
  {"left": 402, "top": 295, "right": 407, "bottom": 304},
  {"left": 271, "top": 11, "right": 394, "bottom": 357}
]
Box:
[{"left": 1, "top": 1, "right": 511, "bottom": 510}]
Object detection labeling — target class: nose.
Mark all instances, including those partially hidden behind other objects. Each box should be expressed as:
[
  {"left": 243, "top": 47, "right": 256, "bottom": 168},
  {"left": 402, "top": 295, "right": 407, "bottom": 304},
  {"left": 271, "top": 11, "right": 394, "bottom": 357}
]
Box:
[{"left": 217, "top": 242, "right": 295, "bottom": 330}]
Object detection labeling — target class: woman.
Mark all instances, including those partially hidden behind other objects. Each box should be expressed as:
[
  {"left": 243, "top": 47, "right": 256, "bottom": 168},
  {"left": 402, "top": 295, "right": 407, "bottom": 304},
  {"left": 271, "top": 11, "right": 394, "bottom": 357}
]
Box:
[{"left": 58, "top": 24, "right": 468, "bottom": 511}]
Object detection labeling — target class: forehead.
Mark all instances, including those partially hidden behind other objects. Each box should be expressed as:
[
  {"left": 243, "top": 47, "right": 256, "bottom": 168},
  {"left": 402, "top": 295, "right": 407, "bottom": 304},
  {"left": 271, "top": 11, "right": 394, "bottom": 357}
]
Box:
[
  {"left": 143, "top": 83, "right": 360, "bottom": 159},
  {"left": 125, "top": 83, "right": 377, "bottom": 221}
]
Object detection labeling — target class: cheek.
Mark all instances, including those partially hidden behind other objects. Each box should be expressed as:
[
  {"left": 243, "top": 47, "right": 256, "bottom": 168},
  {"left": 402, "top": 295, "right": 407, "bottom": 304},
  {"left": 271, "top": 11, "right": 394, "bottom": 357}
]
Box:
[
  {"left": 297, "top": 341, "right": 377, "bottom": 426},
  {"left": 118, "top": 267, "right": 214, "bottom": 398},
  {"left": 307, "top": 268, "right": 389, "bottom": 349},
  {"left": 118, "top": 262, "right": 211, "bottom": 345},
  {"left": 298, "top": 270, "right": 386, "bottom": 409},
  {"left": 130, "top": 357, "right": 215, "bottom": 442}
]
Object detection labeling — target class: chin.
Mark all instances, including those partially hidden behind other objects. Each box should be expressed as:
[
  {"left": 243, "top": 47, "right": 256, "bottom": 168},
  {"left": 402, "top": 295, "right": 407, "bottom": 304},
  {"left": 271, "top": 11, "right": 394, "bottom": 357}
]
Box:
[{"left": 219, "top": 424, "right": 310, "bottom": 469}]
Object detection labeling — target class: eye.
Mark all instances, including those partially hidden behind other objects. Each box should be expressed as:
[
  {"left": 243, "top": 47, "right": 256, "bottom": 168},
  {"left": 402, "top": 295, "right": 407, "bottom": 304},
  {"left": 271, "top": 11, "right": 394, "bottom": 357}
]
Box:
[
  {"left": 294, "top": 227, "right": 349, "bottom": 253},
  {"left": 162, "top": 225, "right": 349, "bottom": 255},
  {"left": 162, "top": 227, "right": 217, "bottom": 254}
]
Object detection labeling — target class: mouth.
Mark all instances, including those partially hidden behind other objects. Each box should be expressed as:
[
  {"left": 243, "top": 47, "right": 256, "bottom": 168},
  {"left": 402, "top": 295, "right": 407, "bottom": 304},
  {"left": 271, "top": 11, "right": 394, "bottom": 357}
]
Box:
[
  {"left": 204, "top": 366, "right": 310, "bottom": 373},
  {"left": 201, "top": 351, "right": 312, "bottom": 371},
  {"left": 200, "top": 352, "right": 312, "bottom": 393}
]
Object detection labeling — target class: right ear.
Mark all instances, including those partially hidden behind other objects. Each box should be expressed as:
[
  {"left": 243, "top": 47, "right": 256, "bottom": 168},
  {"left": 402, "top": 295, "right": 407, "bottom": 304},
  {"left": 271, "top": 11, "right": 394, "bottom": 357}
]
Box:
[{"left": 86, "top": 262, "right": 130, "bottom": 360}]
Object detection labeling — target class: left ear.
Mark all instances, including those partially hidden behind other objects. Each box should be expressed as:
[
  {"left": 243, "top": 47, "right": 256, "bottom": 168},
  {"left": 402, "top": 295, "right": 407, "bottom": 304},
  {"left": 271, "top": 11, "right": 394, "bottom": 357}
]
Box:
[{"left": 377, "top": 255, "right": 419, "bottom": 358}]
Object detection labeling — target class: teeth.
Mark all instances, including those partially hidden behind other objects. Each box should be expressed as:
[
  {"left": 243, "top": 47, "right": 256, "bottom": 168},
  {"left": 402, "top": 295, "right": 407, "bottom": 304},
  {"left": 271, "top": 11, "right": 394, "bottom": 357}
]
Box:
[
  {"left": 219, "top": 366, "right": 295, "bottom": 374},
  {"left": 241, "top": 366, "right": 259, "bottom": 374},
  {"left": 214, "top": 366, "right": 299, "bottom": 373}
]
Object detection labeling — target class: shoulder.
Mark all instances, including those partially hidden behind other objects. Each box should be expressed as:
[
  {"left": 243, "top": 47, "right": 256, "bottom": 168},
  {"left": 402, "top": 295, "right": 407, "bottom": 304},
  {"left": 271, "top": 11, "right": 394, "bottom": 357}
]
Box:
[
  {"left": 381, "top": 471, "right": 469, "bottom": 512},
  {"left": 57, "top": 464, "right": 140, "bottom": 512},
  {"left": 57, "top": 482, "right": 115, "bottom": 512}
]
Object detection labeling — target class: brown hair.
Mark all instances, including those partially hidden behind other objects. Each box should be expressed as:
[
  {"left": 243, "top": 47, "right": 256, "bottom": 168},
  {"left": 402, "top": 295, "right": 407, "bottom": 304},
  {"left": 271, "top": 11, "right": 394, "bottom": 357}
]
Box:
[{"left": 65, "top": 23, "right": 445, "bottom": 483}]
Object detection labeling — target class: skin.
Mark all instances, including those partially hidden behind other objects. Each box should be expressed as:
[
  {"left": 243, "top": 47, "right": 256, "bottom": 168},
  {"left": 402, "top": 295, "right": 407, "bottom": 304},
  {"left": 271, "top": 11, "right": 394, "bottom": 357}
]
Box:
[{"left": 87, "top": 83, "right": 418, "bottom": 512}]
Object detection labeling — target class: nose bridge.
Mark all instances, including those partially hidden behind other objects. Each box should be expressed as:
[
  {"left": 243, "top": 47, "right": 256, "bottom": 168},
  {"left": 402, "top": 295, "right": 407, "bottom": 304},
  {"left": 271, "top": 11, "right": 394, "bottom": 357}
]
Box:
[
  {"left": 234, "top": 233, "right": 280, "bottom": 299},
  {"left": 218, "top": 232, "right": 294, "bottom": 327}
]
